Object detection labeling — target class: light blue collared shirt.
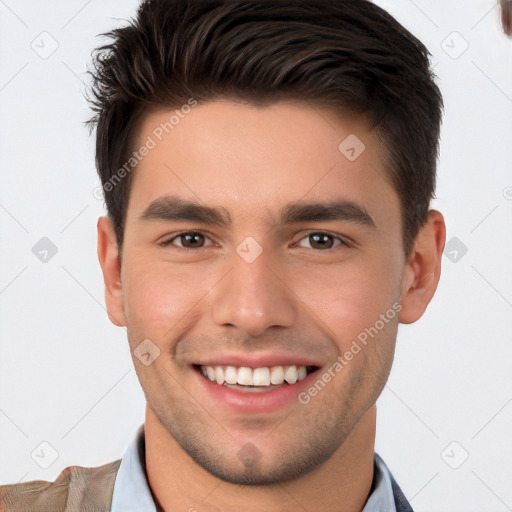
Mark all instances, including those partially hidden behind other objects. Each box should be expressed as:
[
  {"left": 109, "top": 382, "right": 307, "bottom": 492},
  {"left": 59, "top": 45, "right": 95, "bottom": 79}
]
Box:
[{"left": 110, "top": 424, "right": 396, "bottom": 512}]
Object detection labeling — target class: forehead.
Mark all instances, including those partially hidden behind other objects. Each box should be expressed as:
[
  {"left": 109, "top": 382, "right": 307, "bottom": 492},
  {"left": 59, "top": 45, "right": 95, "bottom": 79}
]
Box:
[{"left": 127, "top": 100, "right": 399, "bottom": 228}]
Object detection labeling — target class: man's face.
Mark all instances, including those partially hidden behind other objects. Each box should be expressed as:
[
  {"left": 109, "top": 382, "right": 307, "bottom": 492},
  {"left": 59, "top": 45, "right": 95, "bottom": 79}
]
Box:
[{"left": 113, "top": 101, "right": 408, "bottom": 484}]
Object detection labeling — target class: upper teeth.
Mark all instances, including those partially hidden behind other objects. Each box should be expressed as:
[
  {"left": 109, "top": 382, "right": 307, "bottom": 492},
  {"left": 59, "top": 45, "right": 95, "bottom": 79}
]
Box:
[{"left": 200, "top": 365, "right": 308, "bottom": 386}]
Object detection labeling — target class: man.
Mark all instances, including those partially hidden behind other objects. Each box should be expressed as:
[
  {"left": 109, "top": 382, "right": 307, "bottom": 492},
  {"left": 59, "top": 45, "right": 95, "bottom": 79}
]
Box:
[{"left": 0, "top": 0, "right": 445, "bottom": 510}]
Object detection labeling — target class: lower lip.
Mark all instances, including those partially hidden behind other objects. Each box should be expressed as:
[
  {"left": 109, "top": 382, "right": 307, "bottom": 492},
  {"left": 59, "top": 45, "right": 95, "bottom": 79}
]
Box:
[{"left": 193, "top": 366, "right": 319, "bottom": 414}]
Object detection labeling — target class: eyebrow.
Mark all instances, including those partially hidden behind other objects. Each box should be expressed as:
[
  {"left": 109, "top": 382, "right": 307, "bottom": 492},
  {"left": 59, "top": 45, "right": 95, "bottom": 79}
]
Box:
[{"left": 138, "top": 195, "right": 376, "bottom": 229}]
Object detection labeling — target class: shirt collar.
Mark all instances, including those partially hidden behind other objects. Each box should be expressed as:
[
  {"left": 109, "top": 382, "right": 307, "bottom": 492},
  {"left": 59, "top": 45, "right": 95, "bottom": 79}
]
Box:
[
  {"left": 111, "top": 424, "right": 396, "bottom": 512},
  {"left": 110, "top": 423, "right": 158, "bottom": 512},
  {"left": 362, "top": 453, "right": 397, "bottom": 512}
]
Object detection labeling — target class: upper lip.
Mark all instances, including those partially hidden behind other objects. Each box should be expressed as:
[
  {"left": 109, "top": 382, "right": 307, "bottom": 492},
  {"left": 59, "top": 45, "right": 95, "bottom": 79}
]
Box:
[{"left": 194, "top": 353, "right": 322, "bottom": 369}]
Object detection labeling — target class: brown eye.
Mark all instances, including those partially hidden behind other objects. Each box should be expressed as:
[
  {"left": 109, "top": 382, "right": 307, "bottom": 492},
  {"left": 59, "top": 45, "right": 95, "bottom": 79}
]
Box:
[
  {"left": 160, "top": 232, "right": 210, "bottom": 249},
  {"left": 309, "top": 233, "right": 335, "bottom": 249},
  {"left": 295, "top": 232, "right": 348, "bottom": 250},
  {"left": 180, "top": 233, "right": 206, "bottom": 248}
]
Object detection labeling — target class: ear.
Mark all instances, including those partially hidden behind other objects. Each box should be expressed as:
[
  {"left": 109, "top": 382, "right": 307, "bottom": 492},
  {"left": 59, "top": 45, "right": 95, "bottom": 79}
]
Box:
[
  {"left": 97, "top": 216, "right": 126, "bottom": 327},
  {"left": 398, "top": 209, "right": 446, "bottom": 324}
]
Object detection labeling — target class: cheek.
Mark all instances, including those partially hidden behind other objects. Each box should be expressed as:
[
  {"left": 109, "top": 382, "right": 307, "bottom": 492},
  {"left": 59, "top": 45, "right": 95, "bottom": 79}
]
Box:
[
  {"left": 121, "top": 258, "right": 212, "bottom": 341},
  {"left": 290, "top": 258, "right": 401, "bottom": 344}
]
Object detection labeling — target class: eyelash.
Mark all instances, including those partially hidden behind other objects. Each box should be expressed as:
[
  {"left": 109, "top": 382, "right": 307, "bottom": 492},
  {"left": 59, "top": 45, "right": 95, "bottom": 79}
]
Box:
[{"left": 159, "top": 231, "right": 351, "bottom": 251}]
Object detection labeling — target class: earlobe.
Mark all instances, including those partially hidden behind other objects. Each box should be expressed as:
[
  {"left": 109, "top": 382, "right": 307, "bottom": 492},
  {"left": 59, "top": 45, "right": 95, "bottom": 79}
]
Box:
[
  {"left": 97, "top": 216, "right": 127, "bottom": 327},
  {"left": 398, "top": 210, "right": 446, "bottom": 324}
]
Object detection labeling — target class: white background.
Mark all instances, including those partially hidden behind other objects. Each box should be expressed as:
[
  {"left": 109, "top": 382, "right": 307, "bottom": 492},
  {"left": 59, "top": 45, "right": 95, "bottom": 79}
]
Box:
[{"left": 0, "top": 1, "right": 511, "bottom": 511}]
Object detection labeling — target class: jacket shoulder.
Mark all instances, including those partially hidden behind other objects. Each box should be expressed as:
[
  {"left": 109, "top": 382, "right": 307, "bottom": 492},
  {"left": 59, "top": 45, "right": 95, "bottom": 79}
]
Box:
[{"left": 0, "top": 459, "right": 122, "bottom": 512}]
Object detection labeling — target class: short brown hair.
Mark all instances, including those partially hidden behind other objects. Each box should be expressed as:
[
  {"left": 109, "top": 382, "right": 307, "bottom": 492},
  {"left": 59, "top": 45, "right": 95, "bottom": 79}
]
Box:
[{"left": 87, "top": 0, "right": 444, "bottom": 257}]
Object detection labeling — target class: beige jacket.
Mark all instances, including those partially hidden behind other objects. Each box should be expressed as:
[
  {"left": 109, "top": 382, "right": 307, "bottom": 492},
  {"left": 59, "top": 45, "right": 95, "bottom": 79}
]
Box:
[{"left": 0, "top": 459, "right": 121, "bottom": 512}]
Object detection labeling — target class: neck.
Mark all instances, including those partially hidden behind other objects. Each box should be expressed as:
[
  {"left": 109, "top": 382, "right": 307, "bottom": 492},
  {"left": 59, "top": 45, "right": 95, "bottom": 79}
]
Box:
[{"left": 145, "top": 404, "right": 377, "bottom": 512}]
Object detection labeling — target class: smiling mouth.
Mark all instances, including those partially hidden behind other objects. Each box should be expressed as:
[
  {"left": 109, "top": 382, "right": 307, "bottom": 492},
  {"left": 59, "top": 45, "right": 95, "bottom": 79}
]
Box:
[{"left": 195, "top": 364, "right": 319, "bottom": 392}]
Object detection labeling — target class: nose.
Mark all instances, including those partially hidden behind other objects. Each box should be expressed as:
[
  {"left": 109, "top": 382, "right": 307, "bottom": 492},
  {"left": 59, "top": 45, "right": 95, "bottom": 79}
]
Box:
[{"left": 211, "top": 246, "right": 297, "bottom": 337}]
